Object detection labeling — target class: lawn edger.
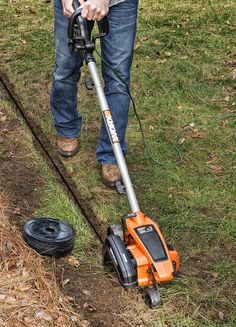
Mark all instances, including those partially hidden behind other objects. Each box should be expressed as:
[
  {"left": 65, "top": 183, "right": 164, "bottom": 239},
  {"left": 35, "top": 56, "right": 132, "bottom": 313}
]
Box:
[{"left": 68, "top": 0, "right": 180, "bottom": 308}]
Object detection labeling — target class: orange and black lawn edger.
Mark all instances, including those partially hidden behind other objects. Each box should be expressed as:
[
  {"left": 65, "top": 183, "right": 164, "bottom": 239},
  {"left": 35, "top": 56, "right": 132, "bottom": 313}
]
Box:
[{"left": 68, "top": 0, "right": 180, "bottom": 308}]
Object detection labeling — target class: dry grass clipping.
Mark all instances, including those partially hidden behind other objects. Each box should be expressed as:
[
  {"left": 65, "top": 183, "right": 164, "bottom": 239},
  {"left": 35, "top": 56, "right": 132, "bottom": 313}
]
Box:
[{"left": 0, "top": 193, "right": 88, "bottom": 327}]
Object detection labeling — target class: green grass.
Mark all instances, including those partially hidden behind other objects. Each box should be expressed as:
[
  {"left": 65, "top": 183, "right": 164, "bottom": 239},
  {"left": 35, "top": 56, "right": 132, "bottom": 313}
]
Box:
[
  {"left": 1, "top": 0, "right": 236, "bottom": 325},
  {"left": 34, "top": 164, "right": 95, "bottom": 255}
]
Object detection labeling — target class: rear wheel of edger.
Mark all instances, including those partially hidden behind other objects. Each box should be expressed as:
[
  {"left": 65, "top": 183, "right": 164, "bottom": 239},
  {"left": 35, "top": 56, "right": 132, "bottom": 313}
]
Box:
[
  {"left": 107, "top": 224, "right": 124, "bottom": 241},
  {"left": 145, "top": 288, "right": 161, "bottom": 309}
]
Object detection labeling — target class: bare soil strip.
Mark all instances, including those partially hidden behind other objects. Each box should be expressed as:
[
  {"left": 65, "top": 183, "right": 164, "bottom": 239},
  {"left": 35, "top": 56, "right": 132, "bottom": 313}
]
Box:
[{"left": 0, "top": 87, "right": 86, "bottom": 326}]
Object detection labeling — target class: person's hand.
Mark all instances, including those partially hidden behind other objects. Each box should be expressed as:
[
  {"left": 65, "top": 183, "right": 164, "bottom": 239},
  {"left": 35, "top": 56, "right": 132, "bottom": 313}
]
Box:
[
  {"left": 61, "top": 0, "right": 109, "bottom": 20},
  {"left": 61, "top": 0, "right": 74, "bottom": 17},
  {"left": 80, "top": 0, "right": 109, "bottom": 21}
]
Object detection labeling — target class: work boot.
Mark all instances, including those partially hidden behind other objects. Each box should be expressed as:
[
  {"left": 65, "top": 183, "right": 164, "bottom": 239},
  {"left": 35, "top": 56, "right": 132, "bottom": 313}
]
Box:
[
  {"left": 102, "top": 164, "right": 122, "bottom": 187},
  {"left": 56, "top": 136, "right": 79, "bottom": 157}
]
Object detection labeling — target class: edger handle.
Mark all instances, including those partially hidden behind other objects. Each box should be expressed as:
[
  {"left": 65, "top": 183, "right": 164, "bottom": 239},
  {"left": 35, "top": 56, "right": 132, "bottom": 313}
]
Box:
[
  {"left": 73, "top": 0, "right": 109, "bottom": 38},
  {"left": 68, "top": 0, "right": 109, "bottom": 49},
  {"left": 73, "top": 0, "right": 91, "bottom": 43},
  {"left": 67, "top": 6, "right": 83, "bottom": 40},
  {"left": 73, "top": 0, "right": 81, "bottom": 10}
]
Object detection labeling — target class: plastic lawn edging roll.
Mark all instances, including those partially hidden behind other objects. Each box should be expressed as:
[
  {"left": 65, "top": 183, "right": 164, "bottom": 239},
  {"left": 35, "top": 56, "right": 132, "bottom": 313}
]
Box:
[{"left": 23, "top": 217, "right": 76, "bottom": 257}]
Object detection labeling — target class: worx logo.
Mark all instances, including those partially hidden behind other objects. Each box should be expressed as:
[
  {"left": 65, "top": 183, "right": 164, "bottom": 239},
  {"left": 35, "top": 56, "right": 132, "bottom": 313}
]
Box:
[{"left": 104, "top": 112, "right": 119, "bottom": 143}]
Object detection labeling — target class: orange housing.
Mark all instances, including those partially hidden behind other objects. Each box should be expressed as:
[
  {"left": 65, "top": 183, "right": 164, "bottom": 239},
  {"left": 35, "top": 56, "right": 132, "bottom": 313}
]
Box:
[{"left": 124, "top": 211, "right": 180, "bottom": 286}]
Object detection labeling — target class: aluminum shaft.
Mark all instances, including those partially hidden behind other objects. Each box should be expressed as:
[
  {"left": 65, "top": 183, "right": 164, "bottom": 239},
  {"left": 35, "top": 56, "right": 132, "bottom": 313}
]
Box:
[{"left": 88, "top": 61, "right": 140, "bottom": 213}]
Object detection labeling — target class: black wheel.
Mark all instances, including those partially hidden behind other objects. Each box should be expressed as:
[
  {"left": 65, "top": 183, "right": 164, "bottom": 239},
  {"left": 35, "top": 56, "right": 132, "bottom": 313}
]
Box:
[
  {"left": 145, "top": 288, "right": 161, "bottom": 309},
  {"left": 107, "top": 224, "right": 124, "bottom": 241},
  {"left": 23, "top": 217, "right": 76, "bottom": 257}
]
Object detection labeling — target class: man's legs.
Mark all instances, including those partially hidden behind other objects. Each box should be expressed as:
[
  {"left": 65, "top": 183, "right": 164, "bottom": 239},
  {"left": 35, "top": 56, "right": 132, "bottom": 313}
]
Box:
[
  {"left": 50, "top": 0, "right": 83, "bottom": 141},
  {"left": 96, "top": 0, "right": 138, "bottom": 165}
]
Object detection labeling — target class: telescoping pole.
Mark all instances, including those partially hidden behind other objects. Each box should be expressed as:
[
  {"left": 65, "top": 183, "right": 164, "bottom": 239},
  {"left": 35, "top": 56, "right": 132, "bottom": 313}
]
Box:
[{"left": 88, "top": 61, "right": 140, "bottom": 213}]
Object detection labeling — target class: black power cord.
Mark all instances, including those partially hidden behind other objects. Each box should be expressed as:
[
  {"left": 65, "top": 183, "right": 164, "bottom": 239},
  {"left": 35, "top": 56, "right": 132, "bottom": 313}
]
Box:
[
  {"left": 95, "top": 49, "right": 184, "bottom": 167},
  {"left": 95, "top": 49, "right": 236, "bottom": 168}
]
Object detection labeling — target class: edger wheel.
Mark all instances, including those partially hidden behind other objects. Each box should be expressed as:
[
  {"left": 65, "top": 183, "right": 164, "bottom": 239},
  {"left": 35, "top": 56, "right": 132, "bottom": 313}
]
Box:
[
  {"left": 107, "top": 224, "right": 124, "bottom": 241},
  {"left": 23, "top": 217, "right": 76, "bottom": 257},
  {"left": 145, "top": 288, "right": 161, "bottom": 309}
]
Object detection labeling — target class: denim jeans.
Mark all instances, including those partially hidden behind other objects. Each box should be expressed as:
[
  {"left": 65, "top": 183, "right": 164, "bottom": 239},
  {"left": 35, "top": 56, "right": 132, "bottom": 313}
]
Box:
[{"left": 50, "top": 0, "right": 138, "bottom": 164}]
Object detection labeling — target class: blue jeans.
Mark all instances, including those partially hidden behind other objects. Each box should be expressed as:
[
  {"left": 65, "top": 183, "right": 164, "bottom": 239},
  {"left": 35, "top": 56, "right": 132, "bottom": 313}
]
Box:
[{"left": 50, "top": 0, "right": 138, "bottom": 164}]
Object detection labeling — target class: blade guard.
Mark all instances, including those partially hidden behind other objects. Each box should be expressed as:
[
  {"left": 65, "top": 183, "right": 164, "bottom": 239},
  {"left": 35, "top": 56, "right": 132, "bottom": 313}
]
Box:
[{"left": 104, "top": 234, "right": 138, "bottom": 288}]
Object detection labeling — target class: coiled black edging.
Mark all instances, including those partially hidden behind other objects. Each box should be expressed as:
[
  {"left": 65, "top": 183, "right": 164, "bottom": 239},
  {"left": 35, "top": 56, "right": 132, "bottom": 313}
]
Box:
[{"left": 23, "top": 217, "right": 76, "bottom": 257}]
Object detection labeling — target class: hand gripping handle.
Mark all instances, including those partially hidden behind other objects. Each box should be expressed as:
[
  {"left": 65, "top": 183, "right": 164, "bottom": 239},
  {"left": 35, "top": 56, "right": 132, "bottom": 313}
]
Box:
[
  {"left": 68, "top": 0, "right": 109, "bottom": 48},
  {"left": 73, "top": 0, "right": 109, "bottom": 38}
]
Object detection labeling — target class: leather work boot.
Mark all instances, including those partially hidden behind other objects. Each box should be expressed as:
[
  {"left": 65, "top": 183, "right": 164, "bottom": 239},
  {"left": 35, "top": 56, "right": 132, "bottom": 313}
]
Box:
[
  {"left": 56, "top": 136, "right": 79, "bottom": 157},
  {"left": 102, "top": 164, "right": 122, "bottom": 187}
]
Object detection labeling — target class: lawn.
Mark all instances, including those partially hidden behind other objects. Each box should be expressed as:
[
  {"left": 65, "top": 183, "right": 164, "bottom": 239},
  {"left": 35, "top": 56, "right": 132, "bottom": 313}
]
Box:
[{"left": 1, "top": 0, "right": 236, "bottom": 325}]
